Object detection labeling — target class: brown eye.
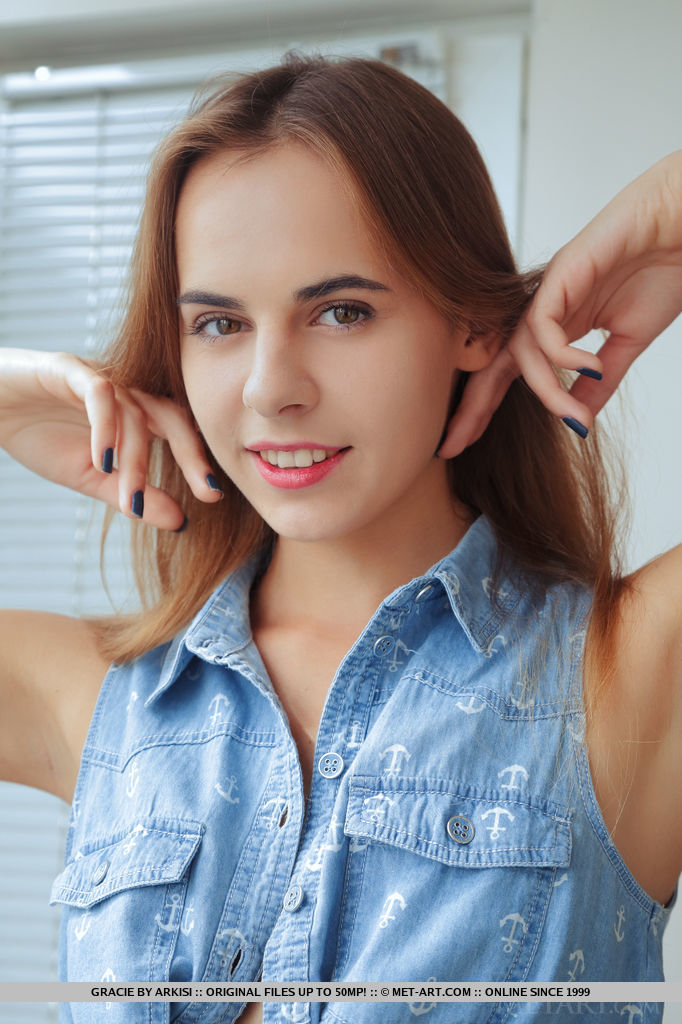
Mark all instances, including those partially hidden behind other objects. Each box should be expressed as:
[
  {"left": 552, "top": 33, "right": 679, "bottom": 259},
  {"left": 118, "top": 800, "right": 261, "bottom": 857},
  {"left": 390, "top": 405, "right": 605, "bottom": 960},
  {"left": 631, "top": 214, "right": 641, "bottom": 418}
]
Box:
[
  {"left": 196, "top": 316, "right": 241, "bottom": 338},
  {"left": 214, "top": 318, "right": 238, "bottom": 335},
  {"left": 334, "top": 305, "right": 360, "bottom": 325}
]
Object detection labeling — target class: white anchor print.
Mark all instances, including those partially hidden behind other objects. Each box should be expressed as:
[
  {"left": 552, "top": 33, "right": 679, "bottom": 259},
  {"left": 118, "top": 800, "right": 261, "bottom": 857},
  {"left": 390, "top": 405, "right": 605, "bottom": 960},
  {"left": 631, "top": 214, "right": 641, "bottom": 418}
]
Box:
[
  {"left": 455, "top": 695, "right": 485, "bottom": 715},
  {"left": 215, "top": 774, "right": 240, "bottom": 804},
  {"left": 74, "top": 912, "right": 92, "bottom": 942},
  {"left": 379, "top": 891, "right": 406, "bottom": 928},
  {"left": 619, "top": 1007, "right": 643, "bottom": 1024},
  {"left": 126, "top": 690, "right": 138, "bottom": 714},
  {"left": 481, "top": 806, "right": 514, "bottom": 840},
  {"left": 122, "top": 823, "right": 148, "bottom": 855},
  {"left": 499, "top": 912, "right": 527, "bottom": 953},
  {"left": 409, "top": 979, "right": 437, "bottom": 1016},
  {"left": 498, "top": 764, "right": 529, "bottom": 792},
  {"left": 568, "top": 722, "right": 585, "bottom": 743},
  {"left": 125, "top": 760, "right": 140, "bottom": 798},
  {"left": 362, "top": 793, "right": 395, "bottom": 823},
  {"left": 208, "top": 693, "right": 231, "bottom": 728},
  {"left": 481, "top": 577, "right": 510, "bottom": 601},
  {"left": 69, "top": 798, "right": 80, "bottom": 829},
  {"left": 281, "top": 1004, "right": 308, "bottom": 1022},
  {"left": 101, "top": 968, "right": 116, "bottom": 1011},
  {"left": 386, "top": 639, "right": 416, "bottom": 672},
  {"left": 380, "top": 744, "right": 411, "bottom": 778},
  {"left": 347, "top": 721, "right": 364, "bottom": 748},
  {"left": 509, "top": 685, "right": 534, "bottom": 710},
  {"left": 568, "top": 949, "right": 585, "bottom": 981},
  {"left": 154, "top": 893, "right": 183, "bottom": 932},
  {"left": 218, "top": 927, "right": 246, "bottom": 944},
  {"left": 651, "top": 904, "right": 665, "bottom": 937},
  {"left": 181, "top": 902, "right": 195, "bottom": 936},
  {"left": 262, "top": 797, "right": 289, "bottom": 830},
  {"left": 614, "top": 905, "right": 626, "bottom": 942},
  {"left": 306, "top": 814, "right": 345, "bottom": 871},
  {"left": 483, "top": 634, "right": 507, "bottom": 658}
]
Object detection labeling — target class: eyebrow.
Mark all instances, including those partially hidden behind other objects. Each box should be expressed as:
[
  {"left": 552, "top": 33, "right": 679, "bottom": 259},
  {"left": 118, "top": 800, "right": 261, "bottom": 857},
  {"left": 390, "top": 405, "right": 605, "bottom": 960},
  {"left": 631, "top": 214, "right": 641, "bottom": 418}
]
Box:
[{"left": 176, "top": 274, "right": 392, "bottom": 312}]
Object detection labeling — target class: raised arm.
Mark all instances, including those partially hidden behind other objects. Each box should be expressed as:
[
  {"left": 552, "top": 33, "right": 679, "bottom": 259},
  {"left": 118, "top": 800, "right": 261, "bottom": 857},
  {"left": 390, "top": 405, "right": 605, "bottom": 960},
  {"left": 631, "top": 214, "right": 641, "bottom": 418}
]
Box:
[
  {"left": 439, "top": 149, "right": 682, "bottom": 455},
  {"left": 0, "top": 348, "right": 217, "bottom": 800}
]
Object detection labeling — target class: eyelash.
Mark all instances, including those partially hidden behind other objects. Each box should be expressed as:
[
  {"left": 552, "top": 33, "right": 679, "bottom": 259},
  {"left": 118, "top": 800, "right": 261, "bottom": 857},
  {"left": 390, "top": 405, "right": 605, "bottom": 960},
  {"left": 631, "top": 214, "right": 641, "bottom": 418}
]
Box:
[{"left": 186, "top": 300, "right": 374, "bottom": 341}]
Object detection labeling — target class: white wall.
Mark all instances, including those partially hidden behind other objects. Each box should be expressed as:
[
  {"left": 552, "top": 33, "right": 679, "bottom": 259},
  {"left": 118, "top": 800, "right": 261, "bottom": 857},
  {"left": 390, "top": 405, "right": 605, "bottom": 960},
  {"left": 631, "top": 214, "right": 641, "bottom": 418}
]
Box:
[
  {"left": 522, "top": 0, "right": 682, "bottom": 571},
  {"left": 521, "top": 0, "right": 682, "bottom": 990}
]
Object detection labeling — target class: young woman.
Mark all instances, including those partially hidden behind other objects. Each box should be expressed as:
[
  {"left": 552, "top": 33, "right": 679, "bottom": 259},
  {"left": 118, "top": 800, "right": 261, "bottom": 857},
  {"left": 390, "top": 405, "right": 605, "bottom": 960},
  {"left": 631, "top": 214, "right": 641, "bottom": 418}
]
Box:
[{"left": 0, "top": 52, "right": 680, "bottom": 1023}]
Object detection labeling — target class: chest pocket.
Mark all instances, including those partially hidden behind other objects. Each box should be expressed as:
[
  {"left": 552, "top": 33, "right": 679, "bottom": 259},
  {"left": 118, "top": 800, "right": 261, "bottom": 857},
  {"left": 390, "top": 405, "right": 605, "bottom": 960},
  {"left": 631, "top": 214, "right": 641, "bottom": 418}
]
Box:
[
  {"left": 329, "top": 776, "right": 571, "bottom": 1024},
  {"left": 51, "top": 816, "right": 203, "bottom": 1007}
]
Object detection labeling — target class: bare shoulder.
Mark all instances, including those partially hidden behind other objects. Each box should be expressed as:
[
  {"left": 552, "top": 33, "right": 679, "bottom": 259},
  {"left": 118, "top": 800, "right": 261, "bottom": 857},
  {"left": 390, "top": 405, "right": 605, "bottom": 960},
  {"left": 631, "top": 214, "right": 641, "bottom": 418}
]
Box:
[
  {"left": 0, "top": 609, "right": 110, "bottom": 803},
  {"left": 584, "top": 544, "right": 682, "bottom": 904}
]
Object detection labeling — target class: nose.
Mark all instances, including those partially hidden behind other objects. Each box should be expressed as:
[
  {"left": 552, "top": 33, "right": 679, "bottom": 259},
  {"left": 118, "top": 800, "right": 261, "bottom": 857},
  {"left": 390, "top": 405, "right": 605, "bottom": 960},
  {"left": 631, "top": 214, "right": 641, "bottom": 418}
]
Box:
[{"left": 242, "top": 331, "right": 319, "bottom": 417}]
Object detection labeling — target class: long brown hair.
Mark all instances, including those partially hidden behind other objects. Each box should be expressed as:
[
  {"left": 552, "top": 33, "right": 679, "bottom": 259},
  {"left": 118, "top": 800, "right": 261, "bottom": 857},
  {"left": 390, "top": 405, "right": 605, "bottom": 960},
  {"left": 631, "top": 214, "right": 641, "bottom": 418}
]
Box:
[{"left": 95, "top": 50, "right": 630, "bottom": 702}]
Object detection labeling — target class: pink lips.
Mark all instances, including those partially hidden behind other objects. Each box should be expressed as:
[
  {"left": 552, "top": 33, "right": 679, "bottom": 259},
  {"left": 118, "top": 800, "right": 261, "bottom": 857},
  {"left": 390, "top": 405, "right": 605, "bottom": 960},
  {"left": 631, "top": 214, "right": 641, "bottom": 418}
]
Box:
[{"left": 249, "top": 447, "right": 350, "bottom": 489}]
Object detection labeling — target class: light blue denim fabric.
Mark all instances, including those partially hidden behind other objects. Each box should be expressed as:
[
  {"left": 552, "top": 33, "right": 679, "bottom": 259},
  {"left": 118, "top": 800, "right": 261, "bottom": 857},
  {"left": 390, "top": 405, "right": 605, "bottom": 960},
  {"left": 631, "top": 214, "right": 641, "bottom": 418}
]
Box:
[{"left": 51, "top": 514, "right": 675, "bottom": 1023}]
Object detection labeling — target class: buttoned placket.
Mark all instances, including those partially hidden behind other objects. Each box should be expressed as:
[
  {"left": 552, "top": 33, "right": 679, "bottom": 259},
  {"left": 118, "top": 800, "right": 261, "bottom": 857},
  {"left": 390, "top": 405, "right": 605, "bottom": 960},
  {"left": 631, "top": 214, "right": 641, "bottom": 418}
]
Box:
[{"left": 258, "top": 580, "right": 439, "bottom": 1024}]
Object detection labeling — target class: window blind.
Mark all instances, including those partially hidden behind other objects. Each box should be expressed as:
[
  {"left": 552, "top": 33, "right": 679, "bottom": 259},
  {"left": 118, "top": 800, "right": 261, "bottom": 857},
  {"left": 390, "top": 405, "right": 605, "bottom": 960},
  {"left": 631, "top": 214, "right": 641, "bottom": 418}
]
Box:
[{"left": 0, "top": 29, "right": 519, "bottom": 1018}]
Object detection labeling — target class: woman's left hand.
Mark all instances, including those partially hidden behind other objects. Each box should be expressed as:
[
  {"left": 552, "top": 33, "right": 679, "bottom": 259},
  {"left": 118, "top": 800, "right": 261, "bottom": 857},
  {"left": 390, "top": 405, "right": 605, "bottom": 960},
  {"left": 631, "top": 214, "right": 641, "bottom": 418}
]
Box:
[{"left": 438, "top": 150, "right": 682, "bottom": 457}]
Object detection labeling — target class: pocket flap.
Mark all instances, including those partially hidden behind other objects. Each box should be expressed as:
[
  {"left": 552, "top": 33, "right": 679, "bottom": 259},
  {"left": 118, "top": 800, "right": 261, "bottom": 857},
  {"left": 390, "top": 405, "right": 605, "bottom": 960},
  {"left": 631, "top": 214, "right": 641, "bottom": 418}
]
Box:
[
  {"left": 50, "top": 818, "right": 204, "bottom": 909},
  {"left": 345, "top": 775, "right": 570, "bottom": 868}
]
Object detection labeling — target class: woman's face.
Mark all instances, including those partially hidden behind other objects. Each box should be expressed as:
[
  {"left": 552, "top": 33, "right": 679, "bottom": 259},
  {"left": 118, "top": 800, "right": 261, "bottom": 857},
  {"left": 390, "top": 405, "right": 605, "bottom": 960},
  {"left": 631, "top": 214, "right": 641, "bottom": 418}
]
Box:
[{"left": 177, "top": 143, "right": 478, "bottom": 547}]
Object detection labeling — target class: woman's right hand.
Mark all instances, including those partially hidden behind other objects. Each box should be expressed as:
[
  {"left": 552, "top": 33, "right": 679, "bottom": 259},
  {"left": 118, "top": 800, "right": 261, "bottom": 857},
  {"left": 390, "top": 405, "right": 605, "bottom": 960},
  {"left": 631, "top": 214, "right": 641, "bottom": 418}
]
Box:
[{"left": 0, "top": 348, "right": 221, "bottom": 531}]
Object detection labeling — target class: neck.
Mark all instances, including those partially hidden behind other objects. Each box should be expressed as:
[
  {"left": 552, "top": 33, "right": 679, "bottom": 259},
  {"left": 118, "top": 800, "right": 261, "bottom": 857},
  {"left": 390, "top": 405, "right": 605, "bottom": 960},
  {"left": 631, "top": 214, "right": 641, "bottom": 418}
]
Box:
[{"left": 251, "top": 472, "right": 474, "bottom": 637}]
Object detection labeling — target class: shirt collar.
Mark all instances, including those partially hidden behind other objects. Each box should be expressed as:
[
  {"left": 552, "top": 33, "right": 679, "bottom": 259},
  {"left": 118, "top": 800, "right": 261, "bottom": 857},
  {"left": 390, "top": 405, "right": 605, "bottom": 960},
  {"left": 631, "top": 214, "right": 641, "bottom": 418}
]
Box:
[{"left": 146, "top": 513, "right": 520, "bottom": 705}]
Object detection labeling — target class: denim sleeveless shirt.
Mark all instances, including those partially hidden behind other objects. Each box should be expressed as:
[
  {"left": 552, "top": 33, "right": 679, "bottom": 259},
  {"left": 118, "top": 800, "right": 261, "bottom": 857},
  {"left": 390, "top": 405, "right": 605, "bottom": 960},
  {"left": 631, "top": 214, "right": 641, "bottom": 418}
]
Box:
[{"left": 50, "top": 514, "right": 675, "bottom": 1023}]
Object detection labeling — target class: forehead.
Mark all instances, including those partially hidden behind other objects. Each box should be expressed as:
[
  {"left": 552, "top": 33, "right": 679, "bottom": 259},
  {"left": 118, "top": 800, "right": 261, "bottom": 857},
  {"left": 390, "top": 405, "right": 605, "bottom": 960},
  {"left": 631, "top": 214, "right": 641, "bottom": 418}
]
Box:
[{"left": 174, "top": 143, "right": 386, "bottom": 282}]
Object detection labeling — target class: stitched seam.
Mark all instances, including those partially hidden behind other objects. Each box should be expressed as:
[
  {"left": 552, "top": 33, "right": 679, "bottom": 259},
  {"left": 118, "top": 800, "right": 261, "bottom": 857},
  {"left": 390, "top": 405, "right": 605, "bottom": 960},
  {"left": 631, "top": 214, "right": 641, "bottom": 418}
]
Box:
[{"left": 351, "top": 781, "right": 570, "bottom": 823}]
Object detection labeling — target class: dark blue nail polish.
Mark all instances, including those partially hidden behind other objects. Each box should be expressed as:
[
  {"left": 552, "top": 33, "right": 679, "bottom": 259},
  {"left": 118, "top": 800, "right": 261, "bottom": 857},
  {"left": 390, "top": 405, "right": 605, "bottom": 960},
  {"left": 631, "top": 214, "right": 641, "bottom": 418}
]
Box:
[
  {"left": 206, "top": 473, "right": 223, "bottom": 494},
  {"left": 173, "top": 516, "right": 189, "bottom": 533},
  {"left": 101, "top": 447, "right": 114, "bottom": 474},
  {"left": 562, "top": 417, "right": 589, "bottom": 439},
  {"left": 131, "top": 490, "right": 144, "bottom": 518},
  {"left": 577, "top": 367, "right": 603, "bottom": 381}
]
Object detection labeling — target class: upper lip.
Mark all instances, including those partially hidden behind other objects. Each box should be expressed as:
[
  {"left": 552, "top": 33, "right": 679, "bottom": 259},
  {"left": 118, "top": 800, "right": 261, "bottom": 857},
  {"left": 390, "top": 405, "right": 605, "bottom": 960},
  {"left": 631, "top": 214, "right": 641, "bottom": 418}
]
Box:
[{"left": 246, "top": 442, "right": 347, "bottom": 452}]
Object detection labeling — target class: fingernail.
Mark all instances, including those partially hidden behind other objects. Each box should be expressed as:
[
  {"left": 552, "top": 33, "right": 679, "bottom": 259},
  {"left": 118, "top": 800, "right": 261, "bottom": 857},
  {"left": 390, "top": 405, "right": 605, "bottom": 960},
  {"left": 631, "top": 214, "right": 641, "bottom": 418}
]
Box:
[
  {"left": 561, "top": 417, "right": 589, "bottom": 439},
  {"left": 173, "top": 516, "right": 189, "bottom": 533},
  {"left": 577, "top": 367, "right": 603, "bottom": 381},
  {"left": 131, "top": 490, "right": 144, "bottom": 518},
  {"left": 101, "top": 447, "right": 114, "bottom": 474},
  {"left": 206, "top": 473, "right": 223, "bottom": 496}
]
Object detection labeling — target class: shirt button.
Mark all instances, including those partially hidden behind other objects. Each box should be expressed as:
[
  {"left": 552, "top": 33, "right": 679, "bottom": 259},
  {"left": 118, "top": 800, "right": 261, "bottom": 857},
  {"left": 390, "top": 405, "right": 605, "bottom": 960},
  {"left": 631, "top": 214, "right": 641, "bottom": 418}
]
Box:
[
  {"left": 446, "top": 815, "right": 475, "bottom": 845},
  {"left": 318, "top": 752, "right": 344, "bottom": 778},
  {"left": 373, "top": 635, "right": 395, "bottom": 657},
  {"left": 283, "top": 884, "right": 304, "bottom": 912},
  {"left": 415, "top": 584, "right": 433, "bottom": 601},
  {"left": 92, "top": 859, "right": 110, "bottom": 885}
]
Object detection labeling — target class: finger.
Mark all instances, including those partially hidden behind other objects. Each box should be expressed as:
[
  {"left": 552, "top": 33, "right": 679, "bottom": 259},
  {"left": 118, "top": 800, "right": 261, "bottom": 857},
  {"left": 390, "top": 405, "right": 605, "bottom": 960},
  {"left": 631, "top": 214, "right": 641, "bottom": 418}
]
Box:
[
  {"left": 509, "top": 323, "right": 594, "bottom": 432},
  {"left": 524, "top": 306, "right": 604, "bottom": 379},
  {"left": 115, "top": 393, "right": 151, "bottom": 520},
  {"left": 568, "top": 332, "right": 644, "bottom": 416},
  {"left": 129, "top": 389, "right": 224, "bottom": 502},
  {"left": 81, "top": 469, "right": 188, "bottom": 531},
  {"left": 81, "top": 375, "right": 118, "bottom": 474},
  {"left": 437, "top": 348, "right": 518, "bottom": 459}
]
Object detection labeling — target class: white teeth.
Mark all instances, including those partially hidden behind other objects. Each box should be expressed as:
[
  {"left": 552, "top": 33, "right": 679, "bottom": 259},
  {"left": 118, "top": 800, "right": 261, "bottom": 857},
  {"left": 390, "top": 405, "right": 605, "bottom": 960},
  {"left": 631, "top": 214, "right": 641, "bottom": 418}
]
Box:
[{"left": 258, "top": 447, "right": 339, "bottom": 468}]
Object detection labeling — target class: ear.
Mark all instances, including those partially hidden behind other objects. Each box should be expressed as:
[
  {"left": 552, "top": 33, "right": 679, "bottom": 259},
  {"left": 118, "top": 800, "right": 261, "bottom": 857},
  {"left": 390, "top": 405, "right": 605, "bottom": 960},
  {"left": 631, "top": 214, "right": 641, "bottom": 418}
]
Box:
[{"left": 453, "top": 328, "right": 504, "bottom": 373}]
